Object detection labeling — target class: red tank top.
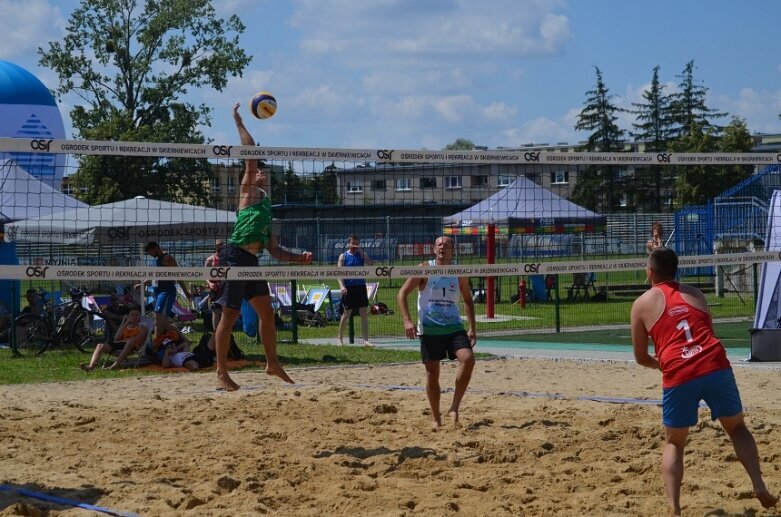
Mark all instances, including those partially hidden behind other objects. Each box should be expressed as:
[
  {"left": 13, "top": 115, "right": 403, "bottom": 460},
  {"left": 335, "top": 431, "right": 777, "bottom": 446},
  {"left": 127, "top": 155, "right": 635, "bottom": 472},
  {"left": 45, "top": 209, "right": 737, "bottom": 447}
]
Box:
[{"left": 648, "top": 282, "right": 730, "bottom": 388}]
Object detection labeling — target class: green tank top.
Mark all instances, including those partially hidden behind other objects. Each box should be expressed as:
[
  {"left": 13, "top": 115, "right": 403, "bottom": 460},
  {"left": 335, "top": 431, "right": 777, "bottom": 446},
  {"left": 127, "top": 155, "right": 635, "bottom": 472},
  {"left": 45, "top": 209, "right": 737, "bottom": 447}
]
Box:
[{"left": 229, "top": 197, "right": 272, "bottom": 247}]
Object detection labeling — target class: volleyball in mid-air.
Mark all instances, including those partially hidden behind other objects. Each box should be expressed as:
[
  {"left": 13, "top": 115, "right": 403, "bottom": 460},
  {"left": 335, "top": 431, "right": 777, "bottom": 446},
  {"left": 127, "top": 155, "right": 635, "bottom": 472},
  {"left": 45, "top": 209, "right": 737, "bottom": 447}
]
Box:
[{"left": 250, "top": 91, "right": 277, "bottom": 119}]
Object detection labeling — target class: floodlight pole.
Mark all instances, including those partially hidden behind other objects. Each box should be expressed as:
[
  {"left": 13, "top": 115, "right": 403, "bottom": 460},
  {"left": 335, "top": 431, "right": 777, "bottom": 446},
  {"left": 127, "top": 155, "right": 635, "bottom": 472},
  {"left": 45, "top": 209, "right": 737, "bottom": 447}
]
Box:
[{"left": 486, "top": 224, "right": 496, "bottom": 318}]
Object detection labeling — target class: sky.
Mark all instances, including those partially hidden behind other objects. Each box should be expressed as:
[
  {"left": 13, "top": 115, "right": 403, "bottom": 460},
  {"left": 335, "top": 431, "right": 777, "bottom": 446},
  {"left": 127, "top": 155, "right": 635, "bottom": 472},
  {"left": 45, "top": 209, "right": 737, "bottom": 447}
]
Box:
[{"left": 2, "top": 0, "right": 781, "bottom": 151}]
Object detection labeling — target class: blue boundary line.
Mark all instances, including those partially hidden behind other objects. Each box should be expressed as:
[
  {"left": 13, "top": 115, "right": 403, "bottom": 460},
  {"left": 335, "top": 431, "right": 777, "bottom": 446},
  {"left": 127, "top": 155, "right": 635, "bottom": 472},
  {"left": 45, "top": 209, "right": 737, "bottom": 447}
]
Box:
[{"left": 0, "top": 485, "right": 138, "bottom": 517}]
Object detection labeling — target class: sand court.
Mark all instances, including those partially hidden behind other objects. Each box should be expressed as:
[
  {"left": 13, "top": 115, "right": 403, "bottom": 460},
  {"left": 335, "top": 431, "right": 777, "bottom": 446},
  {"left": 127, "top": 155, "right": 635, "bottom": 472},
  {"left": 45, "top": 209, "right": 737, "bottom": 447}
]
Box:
[{"left": 0, "top": 358, "right": 779, "bottom": 516}]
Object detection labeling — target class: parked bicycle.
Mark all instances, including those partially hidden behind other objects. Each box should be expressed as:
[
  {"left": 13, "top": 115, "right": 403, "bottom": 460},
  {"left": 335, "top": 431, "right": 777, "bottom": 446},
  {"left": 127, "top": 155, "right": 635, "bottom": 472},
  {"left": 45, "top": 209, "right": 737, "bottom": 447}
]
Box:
[{"left": 11, "top": 288, "right": 107, "bottom": 356}]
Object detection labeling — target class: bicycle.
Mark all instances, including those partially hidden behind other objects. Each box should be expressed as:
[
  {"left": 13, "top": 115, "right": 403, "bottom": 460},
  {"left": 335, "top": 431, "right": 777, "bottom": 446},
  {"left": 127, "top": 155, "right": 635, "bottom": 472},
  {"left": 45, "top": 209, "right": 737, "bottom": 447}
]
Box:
[{"left": 11, "top": 288, "right": 107, "bottom": 356}]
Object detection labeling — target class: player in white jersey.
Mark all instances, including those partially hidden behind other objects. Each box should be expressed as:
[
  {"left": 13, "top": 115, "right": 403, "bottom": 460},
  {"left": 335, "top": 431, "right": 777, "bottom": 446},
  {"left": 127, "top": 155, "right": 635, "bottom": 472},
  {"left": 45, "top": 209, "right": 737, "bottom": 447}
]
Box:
[{"left": 397, "top": 236, "right": 476, "bottom": 431}]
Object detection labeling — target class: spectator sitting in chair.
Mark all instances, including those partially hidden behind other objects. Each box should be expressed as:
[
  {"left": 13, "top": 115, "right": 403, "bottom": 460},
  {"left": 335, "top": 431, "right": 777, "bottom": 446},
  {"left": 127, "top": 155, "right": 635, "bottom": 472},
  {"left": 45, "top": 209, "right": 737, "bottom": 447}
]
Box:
[{"left": 80, "top": 306, "right": 148, "bottom": 371}]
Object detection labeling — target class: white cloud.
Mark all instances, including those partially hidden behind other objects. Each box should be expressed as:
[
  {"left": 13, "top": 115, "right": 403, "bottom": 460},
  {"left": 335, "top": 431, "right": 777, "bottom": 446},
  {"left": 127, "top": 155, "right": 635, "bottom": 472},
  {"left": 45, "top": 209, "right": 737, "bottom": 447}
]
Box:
[
  {"left": 716, "top": 88, "right": 781, "bottom": 133},
  {"left": 293, "top": 0, "right": 571, "bottom": 59},
  {"left": 482, "top": 101, "right": 517, "bottom": 121},
  {"left": 0, "top": 0, "right": 63, "bottom": 59}
]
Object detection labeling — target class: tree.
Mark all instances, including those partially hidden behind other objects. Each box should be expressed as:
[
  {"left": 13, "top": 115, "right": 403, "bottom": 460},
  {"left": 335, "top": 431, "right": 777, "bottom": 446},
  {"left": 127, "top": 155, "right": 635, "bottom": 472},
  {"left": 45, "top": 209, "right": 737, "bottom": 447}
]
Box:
[
  {"left": 573, "top": 67, "right": 625, "bottom": 213},
  {"left": 629, "top": 66, "right": 675, "bottom": 211},
  {"left": 669, "top": 123, "right": 719, "bottom": 206},
  {"left": 38, "top": 0, "right": 251, "bottom": 204},
  {"left": 630, "top": 66, "right": 674, "bottom": 151},
  {"left": 668, "top": 118, "right": 753, "bottom": 208},
  {"left": 444, "top": 138, "right": 476, "bottom": 150},
  {"left": 668, "top": 60, "right": 727, "bottom": 139}
]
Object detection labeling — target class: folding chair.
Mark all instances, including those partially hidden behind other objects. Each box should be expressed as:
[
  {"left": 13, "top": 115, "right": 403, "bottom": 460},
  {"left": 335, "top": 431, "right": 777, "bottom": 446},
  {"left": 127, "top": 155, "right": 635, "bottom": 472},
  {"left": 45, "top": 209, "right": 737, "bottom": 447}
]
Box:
[
  {"left": 298, "top": 287, "right": 330, "bottom": 327},
  {"left": 270, "top": 283, "right": 294, "bottom": 311},
  {"left": 365, "top": 282, "right": 379, "bottom": 304}
]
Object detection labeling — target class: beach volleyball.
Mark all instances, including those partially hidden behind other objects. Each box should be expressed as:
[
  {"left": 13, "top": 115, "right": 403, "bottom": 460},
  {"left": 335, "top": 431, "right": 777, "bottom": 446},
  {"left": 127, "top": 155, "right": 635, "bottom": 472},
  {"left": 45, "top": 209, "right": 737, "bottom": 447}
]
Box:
[{"left": 250, "top": 91, "right": 277, "bottom": 119}]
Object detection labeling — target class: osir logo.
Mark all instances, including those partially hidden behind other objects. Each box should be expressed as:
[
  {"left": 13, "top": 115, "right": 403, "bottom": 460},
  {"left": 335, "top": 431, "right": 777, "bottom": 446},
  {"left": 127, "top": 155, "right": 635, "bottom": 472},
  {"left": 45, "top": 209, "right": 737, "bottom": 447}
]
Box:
[
  {"left": 209, "top": 267, "right": 232, "bottom": 279},
  {"left": 30, "top": 139, "right": 53, "bottom": 151},
  {"left": 212, "top": 145, "right": 233, "bottom": 157},
  {"left": 523, "top": 152, "right": 540, "bottom": 162},
  {"left": 375, "top": 266, "right": 395, "bottom": 277},
  {"left": 523, "top": 263, "right": 541, "bottom": 273},
  {"left": 26, "top": 266, "right": 50, "bottom": 278},
  {"left": 107, "top": 226, "right": 133, "bottom": 239},
  {"left": 656, "top": 153, "right": 672, "bottom": 163},
  {"left": 376, "top": 149, "right": 394, "bottom": 160}
]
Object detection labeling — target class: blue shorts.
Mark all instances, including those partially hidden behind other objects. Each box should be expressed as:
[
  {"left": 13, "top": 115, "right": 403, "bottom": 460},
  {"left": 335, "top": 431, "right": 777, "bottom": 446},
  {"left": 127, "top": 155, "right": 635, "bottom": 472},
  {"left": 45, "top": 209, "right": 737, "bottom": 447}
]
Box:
[
  {"left": 154, "top": 289, "right": 176, "bottom": 317},
  {"left": 662, "top": 368, "right": 743, "bottom": 428}
]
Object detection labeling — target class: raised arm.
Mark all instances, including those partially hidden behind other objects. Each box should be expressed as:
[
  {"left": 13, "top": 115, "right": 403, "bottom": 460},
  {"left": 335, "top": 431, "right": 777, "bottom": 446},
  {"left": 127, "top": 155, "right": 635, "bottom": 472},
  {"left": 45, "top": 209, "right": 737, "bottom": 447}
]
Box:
[
  {"left": 234, "top": 102, "right": 269, "bottom": 209},
  {"left": 360, "top": 249, "right": 373, "bottom": 266}
]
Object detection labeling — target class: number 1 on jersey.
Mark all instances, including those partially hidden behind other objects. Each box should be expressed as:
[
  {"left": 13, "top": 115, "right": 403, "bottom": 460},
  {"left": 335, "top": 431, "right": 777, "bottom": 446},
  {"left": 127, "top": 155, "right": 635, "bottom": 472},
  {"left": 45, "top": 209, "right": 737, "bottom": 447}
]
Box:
[{"left": 676, "top": 319, "right": 693, "bottom": 342}]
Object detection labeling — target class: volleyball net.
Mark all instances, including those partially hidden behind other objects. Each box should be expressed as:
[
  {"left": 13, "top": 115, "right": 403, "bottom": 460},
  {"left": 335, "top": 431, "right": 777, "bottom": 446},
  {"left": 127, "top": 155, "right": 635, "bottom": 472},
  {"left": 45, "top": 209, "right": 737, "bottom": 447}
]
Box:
[{"left": 1, "top": 137, "right": 779, "bottom": 344}]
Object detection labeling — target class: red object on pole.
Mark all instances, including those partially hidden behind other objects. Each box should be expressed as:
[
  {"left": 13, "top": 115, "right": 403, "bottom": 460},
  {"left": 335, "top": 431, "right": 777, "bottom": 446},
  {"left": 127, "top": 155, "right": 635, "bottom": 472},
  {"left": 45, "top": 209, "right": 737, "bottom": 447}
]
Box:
[
  {"left": 486, "top": 224, "right": 495, "bottom": 319},
  {"left": 519, "top": 278, "right": 527, "bottom": 309}
]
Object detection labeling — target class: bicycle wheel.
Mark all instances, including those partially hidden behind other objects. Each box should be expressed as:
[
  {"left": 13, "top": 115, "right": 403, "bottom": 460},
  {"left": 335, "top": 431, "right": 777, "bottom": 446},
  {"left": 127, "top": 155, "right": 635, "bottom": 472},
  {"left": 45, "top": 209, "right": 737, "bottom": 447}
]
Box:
[
  {"left": 11, "top": 314, "right": 50, "bottom": 356},
  {"left": 71, "top": 311, "right": 106, "bottom": 353}
]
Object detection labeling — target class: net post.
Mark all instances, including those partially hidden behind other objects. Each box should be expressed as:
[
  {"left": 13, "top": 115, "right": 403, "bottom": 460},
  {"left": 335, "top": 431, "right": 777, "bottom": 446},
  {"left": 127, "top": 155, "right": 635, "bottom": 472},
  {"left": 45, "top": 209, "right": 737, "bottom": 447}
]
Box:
[
  {"left": 290, "top": 280, "right": 298, "bottom": 344},
  {"left": 486, "top": 224, "right": 496, "bottom": 319},
  {"left": 554, "top": 274, "right": 561, "bottom": 333}
]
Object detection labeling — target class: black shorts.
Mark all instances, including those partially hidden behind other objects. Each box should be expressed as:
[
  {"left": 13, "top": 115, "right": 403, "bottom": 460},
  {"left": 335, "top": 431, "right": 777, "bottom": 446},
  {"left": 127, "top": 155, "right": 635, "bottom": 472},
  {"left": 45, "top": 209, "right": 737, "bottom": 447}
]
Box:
[
  {"left": 213, "top": 244, "right": 270, "bottom": 311},
  {"left": 342, "top": 284, "right": 369, "bottom": 309},
  {"left": 420, "top": 330, "right": 472, "bottom": 362}
]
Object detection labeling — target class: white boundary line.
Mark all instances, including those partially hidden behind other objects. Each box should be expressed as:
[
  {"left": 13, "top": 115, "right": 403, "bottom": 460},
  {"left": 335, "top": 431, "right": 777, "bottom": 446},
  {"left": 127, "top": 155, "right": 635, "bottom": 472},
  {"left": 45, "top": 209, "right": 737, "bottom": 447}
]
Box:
[
  {"left": 1, "top": 251, "right": 777, "bottom": 281},
  {"left": 2, "top": 137, "right": 780, "bottom": 165}
]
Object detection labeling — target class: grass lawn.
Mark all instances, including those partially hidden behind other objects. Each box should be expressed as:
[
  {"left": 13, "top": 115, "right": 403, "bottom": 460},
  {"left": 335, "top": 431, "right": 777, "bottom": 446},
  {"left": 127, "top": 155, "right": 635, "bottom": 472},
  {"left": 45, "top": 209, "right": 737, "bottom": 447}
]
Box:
[
  {"left": 0, "top": 340, "right": 493, "bottom": 386},
  {"left": 489, "top": 320, "right": 755, "bottom": 348}
]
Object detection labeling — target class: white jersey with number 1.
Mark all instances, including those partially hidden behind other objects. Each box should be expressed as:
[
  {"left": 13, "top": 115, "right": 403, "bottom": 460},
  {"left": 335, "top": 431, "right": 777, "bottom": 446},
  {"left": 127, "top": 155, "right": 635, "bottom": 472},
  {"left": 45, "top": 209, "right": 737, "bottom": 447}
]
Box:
[{"left": 417, "top": 259, "right": 464, "bottom": 336}]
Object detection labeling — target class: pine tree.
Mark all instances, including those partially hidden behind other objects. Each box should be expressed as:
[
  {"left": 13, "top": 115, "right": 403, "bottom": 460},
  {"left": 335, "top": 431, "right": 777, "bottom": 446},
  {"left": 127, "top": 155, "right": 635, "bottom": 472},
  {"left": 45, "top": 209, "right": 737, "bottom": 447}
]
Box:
[
  {"left": 573, "top": 67, "right": 625, "bottom": 213},
  {"left": 629, "top": 66, "right": 674, "bottom": 211},
  {"left": 668, "top": 60, "right": 727, "bottom": 139}
]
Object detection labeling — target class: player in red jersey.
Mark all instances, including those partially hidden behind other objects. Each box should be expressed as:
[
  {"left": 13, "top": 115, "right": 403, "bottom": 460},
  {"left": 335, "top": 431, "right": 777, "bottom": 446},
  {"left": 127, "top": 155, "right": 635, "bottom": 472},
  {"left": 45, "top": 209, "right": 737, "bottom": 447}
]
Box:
[{"left": 631, "top": 247, "right": 776, "bottom": 516}]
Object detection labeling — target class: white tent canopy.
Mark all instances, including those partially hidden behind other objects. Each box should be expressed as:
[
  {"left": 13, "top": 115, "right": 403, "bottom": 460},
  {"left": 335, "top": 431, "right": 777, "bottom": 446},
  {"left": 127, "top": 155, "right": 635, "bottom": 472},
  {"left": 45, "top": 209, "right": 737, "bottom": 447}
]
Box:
[
  {"left": 0, "top": 159, "right": 87, "bottom": 222},
  {"left": 5, "top": 195, "right": 235, "bottom": 245},
  {"left": 442, "top": 176, "right": 605, "bottom": 229}
]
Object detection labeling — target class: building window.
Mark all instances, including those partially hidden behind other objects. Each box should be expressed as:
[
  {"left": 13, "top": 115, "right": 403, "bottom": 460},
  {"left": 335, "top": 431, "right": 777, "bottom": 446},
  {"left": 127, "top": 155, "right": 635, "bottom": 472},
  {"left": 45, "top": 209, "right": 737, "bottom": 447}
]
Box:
[
  {"left": 227, "top": 176, "right": 236, "bottom": 194},
  {"left": 395, "top": 178, "right": 412, "bottom": 191},
  {"left": 420, "top": 177, "right": 436, "bottom": 189},
  {"left": 371, "top": 180, "right": 387, "bottom": 191},
  {"left": 498, "top": 175, "right": 513, "bottom": 187},
  {"left": 471, "top": 175, "right": 488, "bottom": 187},
  {"left": 211, "top": 177, "right": 221, "bottom": 193},
  {"left": 62, "top": 184, "right": 73, "bottom": 195},
  {"left": 551, "top": 171, "right": 569, "bottom": 184},
  {"left": 445, "top": 176, "right": 462, "bottom": 189},
  {"left": 346, "top": 181, "right": 363, "bottom": 193},
  {"left": 228, "top": 204, "right": 236, "bottom": 211}
]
